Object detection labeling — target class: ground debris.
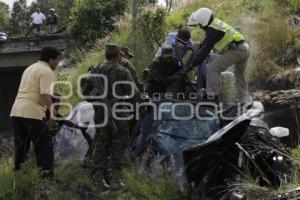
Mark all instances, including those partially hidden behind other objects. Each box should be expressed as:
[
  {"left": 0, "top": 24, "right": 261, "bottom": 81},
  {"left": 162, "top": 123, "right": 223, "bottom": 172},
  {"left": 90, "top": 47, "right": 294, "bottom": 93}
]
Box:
[{"left": 253, "top": 89, "right": 300, "bottom": 106}]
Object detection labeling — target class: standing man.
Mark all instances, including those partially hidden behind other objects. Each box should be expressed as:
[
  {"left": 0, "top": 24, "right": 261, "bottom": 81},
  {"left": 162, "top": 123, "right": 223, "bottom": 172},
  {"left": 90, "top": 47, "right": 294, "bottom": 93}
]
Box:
[
  {"left": 89, "top": 44, "right": 140, "bottom": 191},
  {"left": 46, "top": 8, "right": 58, "bottom": 34},
  {"left": 120, "top": 46, "right": 143, "bottom": 91},
  {"left": 188, "top": 8, "right": 250, "bottom": 103},
  {"left": 25, "top": 8, "right": 46, "bottom": 37},
  {"left": 10, "top": 47, "right": 60, "bottom": 178}
]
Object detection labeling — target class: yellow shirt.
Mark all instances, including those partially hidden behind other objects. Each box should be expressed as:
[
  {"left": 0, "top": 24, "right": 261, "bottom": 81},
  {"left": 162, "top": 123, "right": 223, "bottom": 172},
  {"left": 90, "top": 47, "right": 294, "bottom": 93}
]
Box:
[{"left": 10, "top": 61, "right": 55, "bottom": 120}]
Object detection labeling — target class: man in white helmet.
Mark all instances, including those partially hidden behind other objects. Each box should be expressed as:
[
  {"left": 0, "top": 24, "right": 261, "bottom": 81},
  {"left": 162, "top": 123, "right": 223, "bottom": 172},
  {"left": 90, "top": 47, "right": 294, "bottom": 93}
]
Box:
[{"left": 187, "top": 8, "right": 250, "bottom": 104}]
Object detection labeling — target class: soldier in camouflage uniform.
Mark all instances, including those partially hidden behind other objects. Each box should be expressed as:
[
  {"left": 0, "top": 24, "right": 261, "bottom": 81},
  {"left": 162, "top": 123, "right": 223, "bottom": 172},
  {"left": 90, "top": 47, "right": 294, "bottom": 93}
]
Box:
[
  {"left": 146, "top": 44, "right": 185, "bottom": 98},
  {"left": 121, "top": 46, "right": 143, "bottom": 91},
  {"left": 89, "top": 44, "right": 140, "bottom": 191}
]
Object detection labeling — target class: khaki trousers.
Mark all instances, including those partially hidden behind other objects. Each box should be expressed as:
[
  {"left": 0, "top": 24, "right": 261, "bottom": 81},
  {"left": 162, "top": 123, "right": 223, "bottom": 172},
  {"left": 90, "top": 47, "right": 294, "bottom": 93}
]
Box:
[{"left": 207, "top": 43, "right": 250, "bottom": 103}]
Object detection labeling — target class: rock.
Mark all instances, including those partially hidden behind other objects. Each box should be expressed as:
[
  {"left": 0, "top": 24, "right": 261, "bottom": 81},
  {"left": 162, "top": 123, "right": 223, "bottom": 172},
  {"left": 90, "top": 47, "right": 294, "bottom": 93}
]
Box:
[{"left": 264, "top": 95, "right": 271, "bottom": 101}]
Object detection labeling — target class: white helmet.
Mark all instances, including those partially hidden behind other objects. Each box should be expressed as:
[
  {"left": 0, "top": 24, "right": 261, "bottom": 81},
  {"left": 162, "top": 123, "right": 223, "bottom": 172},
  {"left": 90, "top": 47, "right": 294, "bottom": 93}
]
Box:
[{"left": 188, "top": 8, "right": 213, "bottom": 27}]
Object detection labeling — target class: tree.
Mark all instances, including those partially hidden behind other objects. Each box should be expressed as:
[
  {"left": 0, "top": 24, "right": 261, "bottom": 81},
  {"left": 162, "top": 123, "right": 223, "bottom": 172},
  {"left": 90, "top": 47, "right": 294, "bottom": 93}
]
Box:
[
  {"left": 25, "top": 0, "right": 75, "bottom": 33},
  {"left": 27, "top": 0, "right": 52, "bottom": 20},
  {"left": 68, "top": 0, "right": 126, "bottom": 45},
  {"left": 139, "top": 0, "right": 157, "bottom": 6},
  {"left": 52, "top": 0, "right": 76, "bottom": 27},
  {"left": 8, "top": 0, "right": 27, "bottom": 36},
  {"left": 165, "top": 0, "right": 181, "bottom": 12},
  {"left": 0, "top": 2, "right": 10, "bottom": 32}
]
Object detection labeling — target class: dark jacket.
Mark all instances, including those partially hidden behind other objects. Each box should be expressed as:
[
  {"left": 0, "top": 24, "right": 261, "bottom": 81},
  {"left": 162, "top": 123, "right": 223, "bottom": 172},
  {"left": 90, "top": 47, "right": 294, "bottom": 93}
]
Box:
[
  {"left": 47, "top": 14, "right": 58, "bottom": 25},
  {"left": 192, "top": 27, "right": 224, "bottom": 66}
]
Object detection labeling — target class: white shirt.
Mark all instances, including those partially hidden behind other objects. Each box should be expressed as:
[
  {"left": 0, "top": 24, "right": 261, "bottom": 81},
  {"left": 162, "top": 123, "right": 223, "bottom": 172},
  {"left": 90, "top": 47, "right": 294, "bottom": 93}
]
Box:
[{"left": 31, "top": 12, "right": 46, "bottom": 24}]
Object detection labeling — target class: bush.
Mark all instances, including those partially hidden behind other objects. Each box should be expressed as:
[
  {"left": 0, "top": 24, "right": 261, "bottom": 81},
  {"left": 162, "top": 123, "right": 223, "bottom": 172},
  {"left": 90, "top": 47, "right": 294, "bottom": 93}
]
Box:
[
  {"left": 8, "top": 0, "right": 28, "bottom": 36},
  {"left": 131, "top": 8, "right": 167, "bottom": 73},
  {"left": 0, "top": 2, "right": 9, "bottom": 32},
  {"left": 136, "top": 8, "right": 167, "bottom": 49},
  {"left": 68, "top": 0, "right": 126, "bottom": 46}
]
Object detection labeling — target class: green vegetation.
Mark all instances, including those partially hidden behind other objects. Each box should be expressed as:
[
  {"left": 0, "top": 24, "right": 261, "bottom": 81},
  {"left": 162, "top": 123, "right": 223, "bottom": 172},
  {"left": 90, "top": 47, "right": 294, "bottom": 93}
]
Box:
[
  {"left": 0, "top": 2, "right": 9, "bottom": 31},
  {"left": 233, "top": 146, "right": 300, "bottom": 199},
  {"left": 3, "top": 0, "right": 68, "bottom": 36},
  {"left": 8, "top": 0, "right": 27, "bottom": 36},
  {"left": 66, "top": 0, "right": 300, "bottom": 100},
  {"left": 0, "top": 158, "right": 181, "bottom": 200},
  {"left": 1, "top": 0, "right": 300, "bottom": 199},
  {"left": 67, "top": 0, "right": 126, "bottom": 46},
  {"left": 61, "top": 0, "right": 300, "bottom": 199},
  {"left": 0, "top": 159, "right": 99, "bottom": 200}
]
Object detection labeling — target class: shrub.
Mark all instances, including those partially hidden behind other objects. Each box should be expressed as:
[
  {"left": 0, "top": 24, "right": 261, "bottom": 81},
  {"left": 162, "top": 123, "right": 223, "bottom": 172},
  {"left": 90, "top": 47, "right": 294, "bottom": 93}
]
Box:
[
  {"left": 0, "top": 2, "right": 9, "bottom": 32},
  {"left": 131, "top": 8, "right": 167, "bottom": 72},
  {"left": 68, "top": 0, "right": 126, "bottom": 46}
]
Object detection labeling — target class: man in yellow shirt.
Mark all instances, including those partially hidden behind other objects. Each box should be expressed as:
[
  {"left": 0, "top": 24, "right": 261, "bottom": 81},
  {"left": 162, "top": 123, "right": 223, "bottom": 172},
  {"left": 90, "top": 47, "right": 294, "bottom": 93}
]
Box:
[{"left": 10, "top": 46, "right": 60, "bottom": 178}]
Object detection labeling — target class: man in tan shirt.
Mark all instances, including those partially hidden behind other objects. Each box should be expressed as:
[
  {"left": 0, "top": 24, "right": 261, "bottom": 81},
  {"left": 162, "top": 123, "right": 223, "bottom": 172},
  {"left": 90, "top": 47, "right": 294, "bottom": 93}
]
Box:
[{"left": 10, "top": 46, "right": 60, "bottom": 178}]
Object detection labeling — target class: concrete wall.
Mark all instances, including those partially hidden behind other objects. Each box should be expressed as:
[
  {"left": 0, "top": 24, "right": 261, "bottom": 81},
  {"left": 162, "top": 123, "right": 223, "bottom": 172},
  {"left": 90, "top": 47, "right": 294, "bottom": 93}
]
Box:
[
  {"left": 0, "top": 52, "right": 40, "bottom": 69},
  {"left": 0, "top": 68, "right": 24, "bottom": 135}
]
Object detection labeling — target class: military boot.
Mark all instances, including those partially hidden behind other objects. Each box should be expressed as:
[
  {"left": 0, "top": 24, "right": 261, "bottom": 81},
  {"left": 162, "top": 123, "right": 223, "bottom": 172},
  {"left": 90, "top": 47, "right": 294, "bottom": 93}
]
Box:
[
  {"left": 110, "top": 179, "right": 125, "bottom": 191},
  {"left": 110, "top": 170, "right": 125, "bottom": 191},
  {"left": 91, "top": 170, "right": 110, "bottom": 192}
]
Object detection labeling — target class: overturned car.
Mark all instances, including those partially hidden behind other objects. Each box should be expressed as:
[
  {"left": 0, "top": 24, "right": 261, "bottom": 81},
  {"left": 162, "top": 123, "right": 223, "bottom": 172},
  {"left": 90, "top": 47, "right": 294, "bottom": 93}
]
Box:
[{"left": 130, "top": 100, "right": 291, "bottom": 199}]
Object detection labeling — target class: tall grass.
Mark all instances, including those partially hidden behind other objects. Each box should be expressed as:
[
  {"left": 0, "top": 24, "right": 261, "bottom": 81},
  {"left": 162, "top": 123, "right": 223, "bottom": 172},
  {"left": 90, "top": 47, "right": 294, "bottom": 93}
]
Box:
[
  {"left": 0, "top": 158, "right": 183, "bottom": 200},
  {"left": 236, "top": 146, "right": 300, "bottom": 199},
  {"left": 63, "top": 22, "right": 132, "bottom": 106},
  {"left": 121, "top": 169, "right": 183, "bottom": 200},
  {"left": 0, "top": 159, "right": 101, "bottom": 200}
]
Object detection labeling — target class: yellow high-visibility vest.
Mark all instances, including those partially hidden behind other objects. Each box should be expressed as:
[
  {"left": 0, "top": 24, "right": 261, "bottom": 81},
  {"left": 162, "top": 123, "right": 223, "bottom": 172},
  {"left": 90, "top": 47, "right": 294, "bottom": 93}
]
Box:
[{"left": 208, "top": 18, "right": 244, "bottom": 54}]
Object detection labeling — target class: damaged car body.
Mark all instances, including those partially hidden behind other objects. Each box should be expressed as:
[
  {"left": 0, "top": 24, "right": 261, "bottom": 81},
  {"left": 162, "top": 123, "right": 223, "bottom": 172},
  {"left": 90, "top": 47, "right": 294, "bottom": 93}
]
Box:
[{"left": 131, "top": 100, "right": 291, "bottom": 199}]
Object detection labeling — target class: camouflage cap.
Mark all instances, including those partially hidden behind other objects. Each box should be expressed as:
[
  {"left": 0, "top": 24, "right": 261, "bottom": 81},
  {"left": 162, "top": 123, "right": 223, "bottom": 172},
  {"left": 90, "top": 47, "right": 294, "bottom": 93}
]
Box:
[
  {"left": 161, "top": 44, "right": 173, "bottom": 58},
  {"left": 105, "top": 43, "right": 121, "bottom": 55},
  {"left": 121, "top": 46, "right": 134, "bottom": 58}
]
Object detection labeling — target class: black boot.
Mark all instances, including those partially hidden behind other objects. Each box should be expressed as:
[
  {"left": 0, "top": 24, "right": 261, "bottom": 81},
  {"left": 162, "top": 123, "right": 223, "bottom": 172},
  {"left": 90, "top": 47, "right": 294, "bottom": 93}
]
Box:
[
  {"left": 110, "top": 169, "right": 124, "bottom": 191},
  {"left": 91, "top": 170, "right": 110, "bottom": 192}
]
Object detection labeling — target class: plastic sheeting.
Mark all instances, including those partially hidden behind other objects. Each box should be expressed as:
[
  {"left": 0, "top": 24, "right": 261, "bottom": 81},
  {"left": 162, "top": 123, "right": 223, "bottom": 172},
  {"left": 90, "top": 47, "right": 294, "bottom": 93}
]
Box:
[
  {"left": 132, "top": 101, "right": 220, "bottom": 184},
  {"left": 54, "top": 101, "right": 95, "bottom": 163}
]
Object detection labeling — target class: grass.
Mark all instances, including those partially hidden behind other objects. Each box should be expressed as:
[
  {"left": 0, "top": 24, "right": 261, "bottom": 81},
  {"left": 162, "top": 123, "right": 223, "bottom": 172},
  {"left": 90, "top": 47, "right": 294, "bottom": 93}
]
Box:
[
  {"left": 61, "top": 21, "right": 132, "bottom": 107},
  {"left": 5, "top": 0, "right": 300, "bottom": 199},
  {"left": 167, "top": 0, "right": 300, "bottom": 90},
  {"left": 121, "top": 169, "right": 182, "bottom": 200},
  {"left": 0, "top": 157, "right": 182, "bottom": 200},
  {"left": 63, "top": 0, "right": 300, "bottom": 104},
  {"left": 232, "top": 145, "right": 300, "bottom": 199},
  {"left": 0, "top": 158, "right": 98, "bottom": 200}
]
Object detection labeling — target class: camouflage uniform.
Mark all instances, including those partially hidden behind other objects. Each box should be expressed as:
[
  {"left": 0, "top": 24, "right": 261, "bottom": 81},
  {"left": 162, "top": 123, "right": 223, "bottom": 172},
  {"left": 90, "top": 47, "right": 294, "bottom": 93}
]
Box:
[
  {"left": 89, "top": 46, "right": 140, "bottom": 187},
  {"left": 147, "top": 44, "right": 184, "bottom": 97},
  {"left": 122, "top": 59, "right": 143, "bottom": 91}
]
